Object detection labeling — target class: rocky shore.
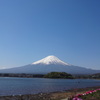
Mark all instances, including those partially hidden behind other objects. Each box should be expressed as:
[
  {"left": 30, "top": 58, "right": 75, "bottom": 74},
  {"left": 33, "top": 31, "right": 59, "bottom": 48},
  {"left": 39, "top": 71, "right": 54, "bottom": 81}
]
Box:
[{"left": 0, "top": 86, "right": 100, "bottom": 100}]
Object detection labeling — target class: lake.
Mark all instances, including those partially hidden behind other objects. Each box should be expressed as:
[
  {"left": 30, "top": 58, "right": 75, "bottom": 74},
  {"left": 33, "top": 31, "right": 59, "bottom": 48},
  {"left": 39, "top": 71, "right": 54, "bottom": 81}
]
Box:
[{"left": 0, "top": 77, "right": 100, "bottom": 96}]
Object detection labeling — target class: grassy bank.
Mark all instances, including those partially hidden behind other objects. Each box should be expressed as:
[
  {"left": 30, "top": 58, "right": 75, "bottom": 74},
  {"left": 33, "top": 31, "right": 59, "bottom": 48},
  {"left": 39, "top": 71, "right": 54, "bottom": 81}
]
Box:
[{"left": 80, "top": 90, "right": 100, "bottom": 100}]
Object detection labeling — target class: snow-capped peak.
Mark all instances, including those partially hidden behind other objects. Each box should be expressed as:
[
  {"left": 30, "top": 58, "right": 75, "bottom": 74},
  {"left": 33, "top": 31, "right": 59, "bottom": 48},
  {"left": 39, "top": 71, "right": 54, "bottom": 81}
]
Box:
[{"left": 32, "top": 55, "right": 69, "bottom": 65}]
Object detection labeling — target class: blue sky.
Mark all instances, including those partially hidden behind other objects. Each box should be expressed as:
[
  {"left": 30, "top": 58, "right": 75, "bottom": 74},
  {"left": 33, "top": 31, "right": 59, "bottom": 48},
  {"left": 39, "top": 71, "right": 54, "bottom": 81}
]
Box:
[{"left": 0, "top": 0, "right": 100, "bottom": 69}]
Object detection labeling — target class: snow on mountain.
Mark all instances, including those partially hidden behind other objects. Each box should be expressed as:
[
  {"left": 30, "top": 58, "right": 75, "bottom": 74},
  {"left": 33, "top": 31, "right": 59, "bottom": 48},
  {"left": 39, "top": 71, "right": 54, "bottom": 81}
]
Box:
[{"left": 32, "top": 55, "right": 69, "bottom": 65}]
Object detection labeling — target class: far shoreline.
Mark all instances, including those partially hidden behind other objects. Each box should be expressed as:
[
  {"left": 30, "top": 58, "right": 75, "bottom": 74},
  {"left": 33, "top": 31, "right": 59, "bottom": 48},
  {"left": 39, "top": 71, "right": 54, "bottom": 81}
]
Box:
[
  {"left": 0, "top": 72, "right": 74, "bottom": 79},
  {"left": 0, "top": 73, "right": 100, "bottom": 79}
]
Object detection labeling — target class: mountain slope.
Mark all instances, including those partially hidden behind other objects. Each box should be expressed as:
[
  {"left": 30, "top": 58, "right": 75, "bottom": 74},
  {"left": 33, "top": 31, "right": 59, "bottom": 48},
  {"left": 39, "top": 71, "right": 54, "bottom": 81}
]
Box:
[{"left": 0, "top": 55, "right": 100, "bottom": 74}]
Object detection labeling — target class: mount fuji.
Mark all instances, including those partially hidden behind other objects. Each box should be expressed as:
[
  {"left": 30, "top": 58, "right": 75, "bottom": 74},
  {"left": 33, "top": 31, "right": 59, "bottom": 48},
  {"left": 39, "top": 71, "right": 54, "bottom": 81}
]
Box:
[{"left": 0, "top": 55, "right": 100, "bottom": 74}]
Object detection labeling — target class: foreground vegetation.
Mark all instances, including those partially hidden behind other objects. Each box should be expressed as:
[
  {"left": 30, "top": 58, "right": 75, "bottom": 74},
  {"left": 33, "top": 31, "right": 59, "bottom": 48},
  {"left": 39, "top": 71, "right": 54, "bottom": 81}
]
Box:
[
  {"left": 71, "top": 88, "right": 100, "bottom": 100},
  {"left": 80, "top": 90, "right": 100, "bottom": 100}
]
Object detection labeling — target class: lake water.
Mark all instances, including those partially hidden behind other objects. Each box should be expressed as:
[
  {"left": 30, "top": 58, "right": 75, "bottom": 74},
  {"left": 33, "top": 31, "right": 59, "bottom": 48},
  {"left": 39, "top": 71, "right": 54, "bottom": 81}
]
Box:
[{"left": 0, "top": 77, "right": 100, "bottom": 96}]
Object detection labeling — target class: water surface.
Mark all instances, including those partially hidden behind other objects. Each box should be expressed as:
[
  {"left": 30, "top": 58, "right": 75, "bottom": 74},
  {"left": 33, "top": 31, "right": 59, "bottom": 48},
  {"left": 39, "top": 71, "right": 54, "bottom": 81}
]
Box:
[{"left": 0, "top": 77, "right": 100, "bottom": 96}]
